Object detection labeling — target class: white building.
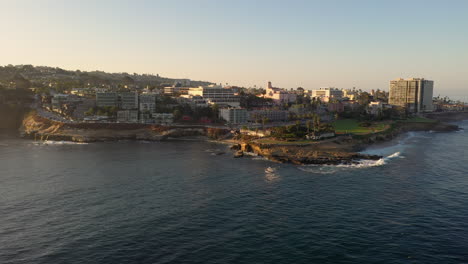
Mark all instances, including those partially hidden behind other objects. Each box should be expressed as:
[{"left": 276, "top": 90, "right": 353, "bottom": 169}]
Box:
[
  {"left": 342, "top": 89, "right": 357, "bottom": 100},
  {"left": 177, "top": 95, "right": 208, "bottom": 108},
  {"left": 311, "top": 87, "right": 343, "bottom": 102},
  {"left": 219, "top": 108, "right": 248, "bottom": 124},
  {"left": 188, "top": 85, "right": 240, "bottom": 107},
  {"left": 263, "top": 81, "right": 297, "bottom": 104},
  {"left": 164, "top": 86, "right": 191, "bottom": 96},
  {"left": 368, "top": 101, "right": 384, "bottom": 116}
]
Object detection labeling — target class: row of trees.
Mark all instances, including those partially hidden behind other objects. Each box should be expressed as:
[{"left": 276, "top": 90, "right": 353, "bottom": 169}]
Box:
[
  {"left": 172, "top": 104, "right": 220, "bottom": 122},
  {"left": 85, "top": 106, "right": 118, "bottom": 117}
]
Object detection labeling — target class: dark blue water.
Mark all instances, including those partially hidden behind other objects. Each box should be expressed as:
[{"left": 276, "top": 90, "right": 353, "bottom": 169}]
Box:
[{"left": 1, "top": 122, "right": 468, "bottom": 264}]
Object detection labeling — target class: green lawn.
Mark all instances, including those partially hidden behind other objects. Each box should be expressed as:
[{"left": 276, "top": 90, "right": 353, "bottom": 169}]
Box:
[{"left": 333, "top": 119, "right": 388, "bottom": 135}]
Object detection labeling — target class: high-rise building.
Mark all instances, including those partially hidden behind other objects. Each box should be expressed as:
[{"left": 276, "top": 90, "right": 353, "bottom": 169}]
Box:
[{"left": 389, "top": 78, "right": 433, "bottom": 112}]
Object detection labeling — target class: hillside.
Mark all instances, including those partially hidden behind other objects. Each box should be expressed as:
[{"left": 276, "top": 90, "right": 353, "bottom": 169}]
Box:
[{"left": 0, "top": 64, "right": 214, "bottom": 92}]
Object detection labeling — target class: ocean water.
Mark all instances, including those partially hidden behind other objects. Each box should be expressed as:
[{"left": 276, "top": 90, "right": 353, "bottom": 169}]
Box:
[{"left": 1, "top": 122, "right": 468, "bottom": 264}]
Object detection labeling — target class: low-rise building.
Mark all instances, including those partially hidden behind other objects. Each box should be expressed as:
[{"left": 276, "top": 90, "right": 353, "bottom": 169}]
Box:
[
  {"left": 96, "top": 92, "right": 138, "bottom": 109},
  {"left": 311, "top": 87, "right": 343, "bottom": 103},
  {"left": 263, "top": 81, "right": 297, "bottom": 104},
  {"left": 219, "top": 108, "right": 248, "bottom": 124},
  {"left": 328, "top": 101, "right": 345, "bottom": 113},
  {"left": 188, "top": 85, "right": 240, "bottom": 107},
  {"left": 342, "top": 89, "right": 357, "bottom": 100},
  {"left": 120, "top": 92, "right": 138, "bottom": 110},
  {"left": 96, "top": 92, "right": 118, "bottom": 107},
  {"left": 248, "top": 109, "right": 289, "bottom": 122},
  {"left": 117, "top": 110, "right": 139, "bottom": 123},
  {"left": 367, "top": 101, "right": 384, "bottom": 116},
  {"left": 139, "top": 93, "right": 157, "bottom": 113},
  {"left": 152, "top": 113, "right": 174, "bottom": 124},
  {"left": 177, "top": 95, "right": 209, "bottom": 108},
  {"left": 164, "top": 86, "right": 191, "bottom": 96}
]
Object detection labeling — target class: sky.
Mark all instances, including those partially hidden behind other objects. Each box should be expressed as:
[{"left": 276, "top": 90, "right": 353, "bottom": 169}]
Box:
[{"left": 0, "top": 0, "right": 467, "bottom": 98}]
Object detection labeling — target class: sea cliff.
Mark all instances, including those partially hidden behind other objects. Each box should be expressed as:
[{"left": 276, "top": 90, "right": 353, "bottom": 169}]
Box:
[
  {"left": 0, "top": 104, "right": 29, "bottom": 130},
  {"left": 20, "top": 112, "right": 228, "bottom": 142}
]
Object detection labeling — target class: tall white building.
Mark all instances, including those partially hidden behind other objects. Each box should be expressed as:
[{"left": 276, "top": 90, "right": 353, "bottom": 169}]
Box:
[{"left": 389, "top": 78, "right": 433, "bottom": 112}]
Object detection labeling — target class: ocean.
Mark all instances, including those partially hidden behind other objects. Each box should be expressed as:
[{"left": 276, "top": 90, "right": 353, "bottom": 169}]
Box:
[{"left": 1, "top": 121, "right": 468, "bottom": 264}]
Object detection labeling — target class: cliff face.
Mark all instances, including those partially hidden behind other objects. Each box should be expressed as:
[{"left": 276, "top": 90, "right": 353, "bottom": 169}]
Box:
[
  {"left": 20, "top": 112, "right": 228, "bottom": 142},
  {"left": 0, "top": 104, "right": 29, "bottom": 129}
]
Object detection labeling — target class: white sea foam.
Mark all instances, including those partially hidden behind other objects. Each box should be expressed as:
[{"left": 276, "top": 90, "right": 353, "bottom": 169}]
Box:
[
  {"left": 264, "top": 167, "right": 280, "bottom": 182},
  {"left": 299, "top": 151, "right": 402, "bottom": 174},
  {"left": 32, "top": 140, "right": 88, "bottom": 145}
]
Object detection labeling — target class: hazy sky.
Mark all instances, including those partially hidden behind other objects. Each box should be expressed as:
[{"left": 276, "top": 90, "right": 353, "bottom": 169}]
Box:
[{"left": 1, "top": 0, "right": 467, "bottom": 97}]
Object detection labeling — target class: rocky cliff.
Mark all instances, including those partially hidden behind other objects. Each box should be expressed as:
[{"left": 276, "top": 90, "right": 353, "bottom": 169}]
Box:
[
  {"left": 20, "top": 112, "right": 228, "bottom": 142},
  {"left": 0, "top": 104, "right": 29, "bottom": 129}
]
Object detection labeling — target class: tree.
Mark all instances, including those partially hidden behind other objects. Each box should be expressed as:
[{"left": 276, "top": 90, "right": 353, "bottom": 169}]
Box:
[
  {"left": 210, "top": 104, "right": 219, "bottom": 120},
  {"left": 306, "top": 120, "right": 312, "bottom": 134},
  {"left": 173, "top": 109, "right": 182, "bottom": 121},
  {"left": 262, "top": 117, "right": 269, "bottom": 131},
  {"left": 313, "top": 114, "right": 321, "bottom": 132},
  {"left": 295, "top": 120, "right": 301, "bottom": 133}
]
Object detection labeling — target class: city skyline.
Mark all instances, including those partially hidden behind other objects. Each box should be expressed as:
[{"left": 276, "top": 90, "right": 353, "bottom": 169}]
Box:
[{"left": 1, "top": 0, "right": 467, "bottom": 99}]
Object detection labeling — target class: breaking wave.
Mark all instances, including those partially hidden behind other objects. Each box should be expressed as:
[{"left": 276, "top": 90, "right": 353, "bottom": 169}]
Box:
[
  {"left": 32, "top": 140, "right": 88, "bottom": 146},
  {"left": 299, "top": 151, "right": 402, "bottom": 174}
]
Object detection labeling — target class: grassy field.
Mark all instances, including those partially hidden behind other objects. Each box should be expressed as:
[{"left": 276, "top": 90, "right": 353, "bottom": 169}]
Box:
[{"left": 333, "top": 119, "right": 388, "bottom": 135}]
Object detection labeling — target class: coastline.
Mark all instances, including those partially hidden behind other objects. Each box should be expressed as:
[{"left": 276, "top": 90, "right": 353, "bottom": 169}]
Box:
[{"left": 19, "top": 111, "right": 463, "bottom": 165}]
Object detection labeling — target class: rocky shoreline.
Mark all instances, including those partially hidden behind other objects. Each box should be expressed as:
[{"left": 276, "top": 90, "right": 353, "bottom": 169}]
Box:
[
  {"left": 20, "top": 111, "right": 462, "bottom": 165},
  {"left": 20, "top": 112, "right": 228, "bottom": 142},
  {"left": 228, "top": 119, "right": 460, "bottom": 165}
]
